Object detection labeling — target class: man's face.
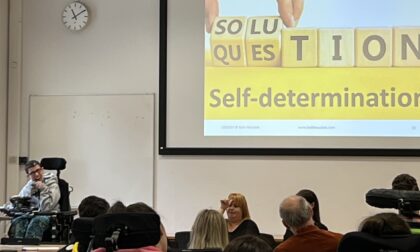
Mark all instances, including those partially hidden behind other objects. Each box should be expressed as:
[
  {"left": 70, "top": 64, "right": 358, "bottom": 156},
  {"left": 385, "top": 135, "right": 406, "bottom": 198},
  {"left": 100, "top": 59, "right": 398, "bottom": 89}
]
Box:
[{"left": 27, "top": 164, "right": 44, "bottom": 182}]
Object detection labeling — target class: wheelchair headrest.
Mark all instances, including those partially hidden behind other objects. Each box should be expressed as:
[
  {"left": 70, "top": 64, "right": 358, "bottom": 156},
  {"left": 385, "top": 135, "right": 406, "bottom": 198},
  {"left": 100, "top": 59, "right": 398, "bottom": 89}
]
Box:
[
  {"left": 338, "top": 231, "right": 420, "bottom": 252},
  {"left": 41, "top": 157, "right": 67, "bottom": 171},
  {"left": 72, "top": 217, "right": 94, "bottom": 244},
  {"left": 92, "top": 212, "right": 161, "bottom": 249},
  {"left": 366, "top": 189, "right": 420, "bottom": 211}
]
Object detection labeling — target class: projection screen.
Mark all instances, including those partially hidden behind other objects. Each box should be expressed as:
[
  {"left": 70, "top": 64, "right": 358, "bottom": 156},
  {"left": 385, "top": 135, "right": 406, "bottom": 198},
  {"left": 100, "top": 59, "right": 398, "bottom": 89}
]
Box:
[{"left": 159, "top": 0, "right": 420, "bottom": 156}]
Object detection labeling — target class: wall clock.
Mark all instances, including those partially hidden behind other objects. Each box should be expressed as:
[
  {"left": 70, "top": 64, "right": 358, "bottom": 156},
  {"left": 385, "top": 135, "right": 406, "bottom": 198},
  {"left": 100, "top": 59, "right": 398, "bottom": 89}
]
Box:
[{"left": 62, "top": 1, "right": 89, "bottom": 31}]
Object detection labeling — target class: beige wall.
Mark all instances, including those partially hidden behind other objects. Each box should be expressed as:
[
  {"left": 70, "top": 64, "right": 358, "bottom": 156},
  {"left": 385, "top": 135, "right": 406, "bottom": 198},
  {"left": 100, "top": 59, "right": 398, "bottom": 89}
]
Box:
[
  {"left": 4, "top": 0, "right": 420, "bottom": 237},
  {"left": 0, "top": 0, "right": 8, "bottom": 204},
  {"left": 0, "top": 0, "right": 8, "bottom": 234}
]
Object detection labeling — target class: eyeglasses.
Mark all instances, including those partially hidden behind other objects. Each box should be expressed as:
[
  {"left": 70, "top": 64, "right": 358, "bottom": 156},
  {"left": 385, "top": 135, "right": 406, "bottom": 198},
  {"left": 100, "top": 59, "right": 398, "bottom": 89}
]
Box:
[{"left": 28, "top": 168, "right": 42, "bottom": 176}]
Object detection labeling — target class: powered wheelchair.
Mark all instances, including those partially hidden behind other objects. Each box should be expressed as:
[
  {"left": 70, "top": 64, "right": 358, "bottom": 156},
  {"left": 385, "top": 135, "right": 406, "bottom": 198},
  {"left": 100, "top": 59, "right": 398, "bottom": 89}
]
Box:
[
  {"left": 0, "top": 157, "right": 77, "bottom": 244},
  {"left": 366, "top": 188, "right": 420, "bottom": 230},
  {"left": 337, "top": 188, "right": 420, "bottom": 252},
  {"left": 68, "top": 212, "right": 161, "bottom": 252}
]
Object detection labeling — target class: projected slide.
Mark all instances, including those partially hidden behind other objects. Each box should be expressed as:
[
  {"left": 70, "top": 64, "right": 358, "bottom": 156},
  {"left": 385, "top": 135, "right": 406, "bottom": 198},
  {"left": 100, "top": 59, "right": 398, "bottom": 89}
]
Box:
[{"left": 204, "top": 0, "right": 420, "bottom": 137}]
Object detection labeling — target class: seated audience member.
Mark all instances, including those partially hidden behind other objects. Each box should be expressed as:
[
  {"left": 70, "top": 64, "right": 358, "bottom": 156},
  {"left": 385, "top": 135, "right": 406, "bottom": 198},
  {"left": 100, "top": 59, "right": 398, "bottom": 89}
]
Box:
[
  {"left": 224, "top": 235, "right": 272, "bottom": 252},
  {"left": 126, "top": 202, "right": 168, "bottom": 252},
  {"left": 391, "top": 174, "right": 420, "bottom": 223},
  {"left": 64, "top": 196, "right": 110, "bottom": 252},
  {"left": 8, "top": 160, "right": 60, "bottom": 240},
  {"left": 78, "top": 195, "right": 110, "bottom": 217},
  {"left": 274, "top": 195, "right": 342, "bottom": 252},
  {"left": 107, "top": 200, "right": 127, "bottom": 214},
  {"left": 188, "top": 209, "right": 229, "bottom": 250},
  {"left": 283, "top": 189, "right": 328, "bottom": 241},
  {"left": 359, "top": 212, "right": 411, "bottom": 236},
  {"left": 219, "top": 193, "right": 260, "bottom": 240}
]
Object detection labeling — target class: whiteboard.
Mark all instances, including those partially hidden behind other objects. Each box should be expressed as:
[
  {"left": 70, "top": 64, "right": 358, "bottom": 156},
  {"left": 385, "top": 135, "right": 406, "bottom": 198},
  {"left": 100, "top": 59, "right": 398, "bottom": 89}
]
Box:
[{"left": 29, "top": 94, "right": 154, "bottom": 208}]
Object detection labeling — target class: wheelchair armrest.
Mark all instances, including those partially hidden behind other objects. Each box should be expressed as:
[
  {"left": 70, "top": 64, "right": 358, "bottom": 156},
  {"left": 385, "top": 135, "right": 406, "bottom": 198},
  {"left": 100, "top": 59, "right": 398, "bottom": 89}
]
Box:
[
  {"left": 60, "top": 210, "right": 78, "bottom": 216},
  {"left": 33, "top": 210, "right": 59, "bottom": 216},
  {"left": 0, "top": 206, "right": 32, "bottom": 217},
  {"left": 33, "top": 210, "right": 78, "bottom": 217}
]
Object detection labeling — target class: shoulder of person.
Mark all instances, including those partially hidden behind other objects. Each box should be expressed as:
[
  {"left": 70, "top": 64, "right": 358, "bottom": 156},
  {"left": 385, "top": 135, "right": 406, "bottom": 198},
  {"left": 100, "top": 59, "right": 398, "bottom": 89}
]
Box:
[
  {"left": 242, "top": 219, "right": 257, "bottom": 225},
  {"left": 320, "top": 229, "right": 343, "bottom": 240},
  {"left": 43, "top": 172, "right": 57, "bottom": 179},
  {"left": 43, "top": 172, "right": 59, "bottom": 184}
]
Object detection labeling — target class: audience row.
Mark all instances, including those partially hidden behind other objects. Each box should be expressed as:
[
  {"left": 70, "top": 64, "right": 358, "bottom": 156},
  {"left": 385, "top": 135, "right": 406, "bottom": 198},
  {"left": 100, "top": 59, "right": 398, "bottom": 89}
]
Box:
[{"left": 66, "top": 173, "right": 420, "bottom": 252}]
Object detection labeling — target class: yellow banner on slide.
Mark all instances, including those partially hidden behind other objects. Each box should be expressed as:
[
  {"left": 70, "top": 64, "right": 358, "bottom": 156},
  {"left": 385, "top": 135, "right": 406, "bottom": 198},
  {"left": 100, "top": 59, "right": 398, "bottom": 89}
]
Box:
[{"left": 204, "top": 67, "right": 420, "bottom": 120}]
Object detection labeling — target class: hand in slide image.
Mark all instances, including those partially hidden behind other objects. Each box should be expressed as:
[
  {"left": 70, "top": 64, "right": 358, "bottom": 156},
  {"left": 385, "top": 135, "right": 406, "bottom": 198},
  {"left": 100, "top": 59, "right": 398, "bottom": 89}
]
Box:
[
  {"left": 205, "top": 0, "right": 219, "bottom": 33},
  {"left": 204, "top": 0, "right": 304, "bottom": 33},
  {"left": 277, "top": 0, "right": 304, "bottom": 27}
]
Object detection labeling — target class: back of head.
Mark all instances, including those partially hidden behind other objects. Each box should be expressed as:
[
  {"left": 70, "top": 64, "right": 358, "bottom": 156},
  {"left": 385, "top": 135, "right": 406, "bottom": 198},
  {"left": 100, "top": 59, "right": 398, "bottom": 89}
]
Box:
[
  {"left": 392, "top": 174, "right": 419, "bottom": 191},
  {"left": 78, "top": 195, "right": 110, "bottom": 217},
  {"left": 189, "top": 209, "right": 229, "bottom": 250},
  {"left": 228, "top": 193, "right": 250, "bottom": 219},
  {"left": 224, "top": 235, "right": 272, "bottom": 252},
  {"left": 108, "top": 201, "right": 127, "bottom": 213},
  {"left": 280, "top": 195, "right": 312, "bottom": 229},
  {"left": 296, "top": 189, "right": 321, "bottom": 223},
  {"left": 359, "top": 212, "right": 411, "bottom": 236},
  {"left": 126, "top": 202, "right": 157, "bottom": 214}
]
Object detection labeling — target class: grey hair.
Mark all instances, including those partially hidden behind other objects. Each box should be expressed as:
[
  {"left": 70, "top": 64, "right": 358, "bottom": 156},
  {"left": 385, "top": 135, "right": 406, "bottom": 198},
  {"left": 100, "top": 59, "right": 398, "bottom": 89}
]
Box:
[{"left": 280, "top": 195, "right": 312, "bottom": 229}]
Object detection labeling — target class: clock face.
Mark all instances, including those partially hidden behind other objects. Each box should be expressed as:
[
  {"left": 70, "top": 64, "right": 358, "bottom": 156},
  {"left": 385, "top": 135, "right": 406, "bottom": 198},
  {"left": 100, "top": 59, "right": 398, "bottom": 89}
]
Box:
[{"left": 62, "top": 2, "right": 89, "bottom": 31}]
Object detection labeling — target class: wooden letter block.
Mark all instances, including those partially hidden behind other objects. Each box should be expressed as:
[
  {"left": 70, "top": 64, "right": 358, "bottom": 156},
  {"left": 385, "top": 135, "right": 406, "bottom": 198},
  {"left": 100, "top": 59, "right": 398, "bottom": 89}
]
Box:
[
  {"left": 393, "top": 27, "right": 420, "bottom": 66},
  {"left": 319, "top": 29, "right": 354, "bottom": 67},
  {"left": 211, "top": 17, "right": 247, "bottom": 67},
  {"left": 282, "top": 28, "right": 318, "bottom": 67},
  {"left": 356, "top": 28, "right": 392, "bottom": 67},
  {"left": 245, "top": 17, "right": 282, "bottom": 67}
]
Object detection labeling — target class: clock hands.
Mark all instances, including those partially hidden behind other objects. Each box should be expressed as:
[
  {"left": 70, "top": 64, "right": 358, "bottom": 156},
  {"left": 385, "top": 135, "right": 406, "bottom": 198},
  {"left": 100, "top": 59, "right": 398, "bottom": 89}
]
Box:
[
  {"left": 71, "top": 9, "right": 77, "bottom": 20},
  {"left": 73, "top": 9, "right": 87, "bottom": 19},
  {"left": 71, "top": 9, "right": 86, "bottom": 20}
]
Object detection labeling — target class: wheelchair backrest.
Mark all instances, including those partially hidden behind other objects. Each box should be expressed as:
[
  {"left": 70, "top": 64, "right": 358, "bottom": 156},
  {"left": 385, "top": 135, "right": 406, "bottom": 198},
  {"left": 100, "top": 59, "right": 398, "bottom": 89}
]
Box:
[
  {"left": 92, "top": 212, "right": 161, "bottom": 250},
  {"left": 338, "top": 231, "right": 420, "bottom": 252}
]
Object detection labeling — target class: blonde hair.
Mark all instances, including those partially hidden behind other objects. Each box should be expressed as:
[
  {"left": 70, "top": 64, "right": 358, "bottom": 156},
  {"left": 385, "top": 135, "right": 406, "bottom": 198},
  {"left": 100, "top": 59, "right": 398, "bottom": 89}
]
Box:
[
  {"left": 189, "top": 209, "right": 229, "bottom": 249},
  {"left": 228, "top": 193, "right": 251, "bottom": 220}
]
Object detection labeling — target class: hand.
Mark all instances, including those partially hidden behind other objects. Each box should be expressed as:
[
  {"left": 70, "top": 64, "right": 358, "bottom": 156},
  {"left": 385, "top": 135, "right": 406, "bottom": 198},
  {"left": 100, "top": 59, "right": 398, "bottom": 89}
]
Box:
[
  {"left": 34, "top": 181, "right": 45, "bottom": 190},
  {"left": 220, "top": 199, "right": 231, "bottom": 211},
  {"left": 204, "top": 0, "right": 304, "bottom": 33},
  {"left": 205, "top": 0, "right": 219, "bottom": 33},
  {"left": 277, "top": 0, "right": 304, "bottom": 27}
]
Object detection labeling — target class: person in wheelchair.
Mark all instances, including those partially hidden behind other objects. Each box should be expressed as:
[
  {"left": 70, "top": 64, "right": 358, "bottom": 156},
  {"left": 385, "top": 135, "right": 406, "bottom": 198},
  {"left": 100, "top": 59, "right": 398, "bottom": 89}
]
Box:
[
  {"left": 359, "top": 212, "right": 412, "bottom": 236},
  {"left": 392, "top": 173, "right": 420, "bottom": 223},
  {"left": 7, "top": 160, "right": 60, "bottom": 240}
]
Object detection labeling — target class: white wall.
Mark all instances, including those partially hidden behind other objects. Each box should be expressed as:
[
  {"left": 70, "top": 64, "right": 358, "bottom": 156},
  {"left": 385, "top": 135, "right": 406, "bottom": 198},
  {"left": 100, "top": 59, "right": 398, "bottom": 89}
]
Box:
[{"left": 5, "top": 0, "right": 420, "bottom": 237}]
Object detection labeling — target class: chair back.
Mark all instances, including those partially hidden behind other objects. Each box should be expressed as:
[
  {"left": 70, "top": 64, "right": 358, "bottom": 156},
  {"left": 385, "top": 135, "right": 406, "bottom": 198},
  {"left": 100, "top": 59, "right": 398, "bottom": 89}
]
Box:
[
  {"left": 71, "top": 217, "right": 94, "bottom": 252},
  {"left": 338, "top": 231, "right": 420, "bottom": 252},
  {"left": 259, "top": 233, "right": 277, "bottom": 249},
  {"left": 175, "top": 231, "right": 191, "bottom": 250},
  {"left": 93, "top": 213, "right": 161, "bottom": 250}
]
